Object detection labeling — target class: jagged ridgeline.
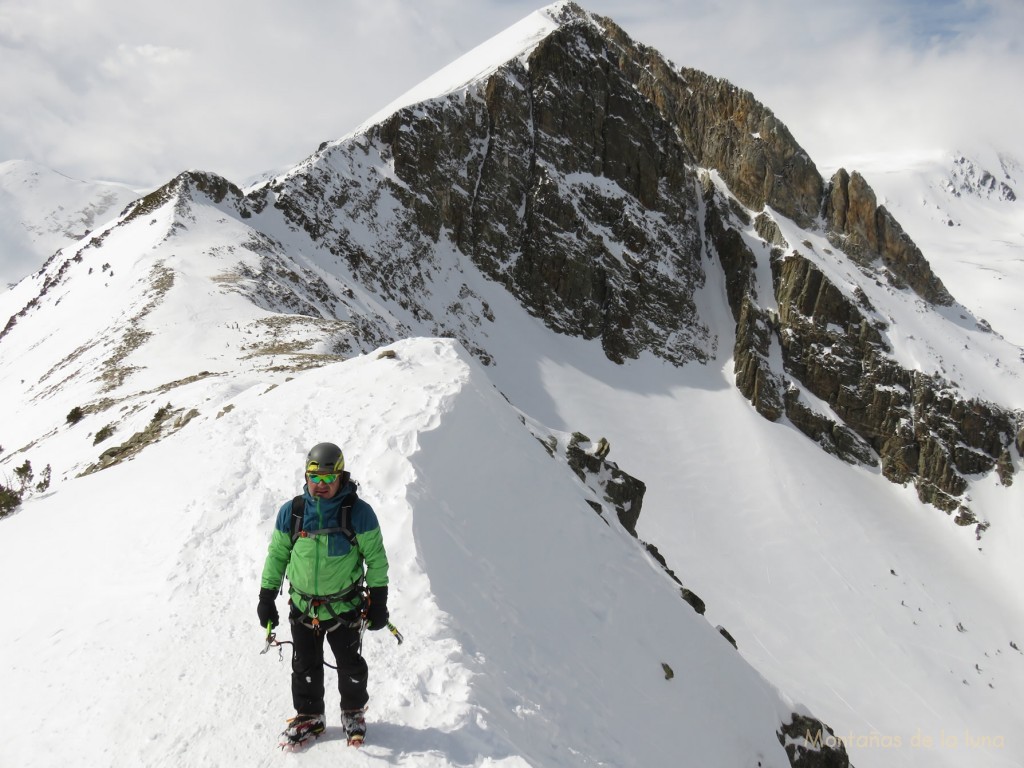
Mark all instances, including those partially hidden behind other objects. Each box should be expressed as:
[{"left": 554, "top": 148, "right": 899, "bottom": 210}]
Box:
[{"left": 111, "top": 2, "right": 1020, "bottom": 521}]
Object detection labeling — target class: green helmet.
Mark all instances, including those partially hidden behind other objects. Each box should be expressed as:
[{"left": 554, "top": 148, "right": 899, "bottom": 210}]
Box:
[{"left": 305, "top": 442, "right": 345, "bottom": 474}]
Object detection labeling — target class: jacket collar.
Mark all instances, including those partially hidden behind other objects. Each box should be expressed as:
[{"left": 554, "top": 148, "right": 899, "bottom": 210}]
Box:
[{"left": 302, "top": 480, "right": 355, "bottom": 517}]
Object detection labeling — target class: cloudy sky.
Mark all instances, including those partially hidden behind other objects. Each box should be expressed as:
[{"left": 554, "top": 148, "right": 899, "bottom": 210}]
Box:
[{"left": 2, "top": 0, "right": 1021, "bottom": 189}]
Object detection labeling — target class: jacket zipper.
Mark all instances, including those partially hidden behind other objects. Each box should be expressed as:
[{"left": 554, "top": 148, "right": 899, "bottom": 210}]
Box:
[{"left": 313, "top": 495, "right": 323, "bottom": 597}]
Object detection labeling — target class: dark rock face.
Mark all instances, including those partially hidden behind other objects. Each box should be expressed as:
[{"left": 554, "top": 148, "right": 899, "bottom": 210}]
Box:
[
  {"left": 367, "top": 18, "right": 714, "bottom": 366},
  {"left": 565, "top": 431, "right": 646, "bottom": 535},
  {"left": 767, "top": 250, "right": 1016, "bottom": 515},
  {"left": 590, "top": 12, "right": 824, "bottom": 229},
  {"left": 664, "top": 66, "right": 824, "bottom": 230},
  {"left": 703, "top": 220, "right": 1019, "bottom": 517}
]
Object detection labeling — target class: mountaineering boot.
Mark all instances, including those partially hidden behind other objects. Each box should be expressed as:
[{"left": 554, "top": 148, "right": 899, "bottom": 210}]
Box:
[
  {"left": 341, "top": 707, "right": 366, "bottom": 747},
  {"left": 279, "top": 713, "right": 326, "bottom": 749}
]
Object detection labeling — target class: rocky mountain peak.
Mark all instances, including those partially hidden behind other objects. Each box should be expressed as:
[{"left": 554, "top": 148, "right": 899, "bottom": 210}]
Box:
[
  {"left": 256, "top": 2, "right": 1018, "bottom": 521},
  {"left": 4, "top": 1, "right": 1021, "bottom": 537}
]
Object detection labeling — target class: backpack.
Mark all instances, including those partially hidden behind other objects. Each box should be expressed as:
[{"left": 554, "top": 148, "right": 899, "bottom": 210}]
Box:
[{"left": 289, "top": 475, "right": 358, "bottom": 548}]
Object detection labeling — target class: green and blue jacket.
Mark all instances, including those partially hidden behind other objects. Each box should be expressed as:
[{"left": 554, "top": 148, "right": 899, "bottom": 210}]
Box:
[{"left": 260, "top": 481, "right": 389, "bottom": 622}]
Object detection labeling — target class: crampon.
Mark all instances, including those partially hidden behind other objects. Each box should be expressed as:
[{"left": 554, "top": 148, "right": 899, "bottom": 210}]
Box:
[
  {"left": 278, "top": 713, "right": 326, "bottom": 750},
  {"left": 342, "top": 708, "right": 366, "bottom": 747}
]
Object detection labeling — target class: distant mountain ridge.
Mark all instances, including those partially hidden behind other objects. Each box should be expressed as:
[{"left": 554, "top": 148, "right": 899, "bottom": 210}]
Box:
[
  {"left": 945, "top": 153, "right": 1018, "bottom": 202},
  {"left": 0, "top": 159, "right": 140, "bottom": 289}
]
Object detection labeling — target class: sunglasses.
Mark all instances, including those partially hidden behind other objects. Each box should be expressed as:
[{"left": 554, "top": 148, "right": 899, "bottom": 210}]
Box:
[{"left": 307, "top": 473, "right": 339, "bottom": 484}]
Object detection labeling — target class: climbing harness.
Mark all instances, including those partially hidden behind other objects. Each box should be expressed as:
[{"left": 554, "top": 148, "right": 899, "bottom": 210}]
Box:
[{"left": 260, "top": 612, "right": 403, "bottom": 669}]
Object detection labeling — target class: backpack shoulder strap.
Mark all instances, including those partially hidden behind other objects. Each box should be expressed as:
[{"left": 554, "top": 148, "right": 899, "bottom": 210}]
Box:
[
  {"left": 338, "top": 490, "right": 357, "bottom": 547},
  {"left": 290, "top": 495, "right": 305, "bottom": 545}
]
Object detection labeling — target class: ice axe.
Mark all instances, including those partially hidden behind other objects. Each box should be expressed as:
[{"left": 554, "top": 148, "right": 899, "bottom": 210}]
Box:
[{"left": 386, "top": 621, "right": 404, "bottom": 645}]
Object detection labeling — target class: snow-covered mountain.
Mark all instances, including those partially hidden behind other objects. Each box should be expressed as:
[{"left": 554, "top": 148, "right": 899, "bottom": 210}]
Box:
[
  {"left": 2, "top": 3, "right": 1023, "bottom": 768},
  {"left": 0, "top": 160, "right": 141, "bottom": 290}
]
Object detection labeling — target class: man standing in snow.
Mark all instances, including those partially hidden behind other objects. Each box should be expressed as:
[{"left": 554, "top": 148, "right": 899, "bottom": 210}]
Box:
[{"left": 257, "top": 442, "right": 390, "bottom": 748}]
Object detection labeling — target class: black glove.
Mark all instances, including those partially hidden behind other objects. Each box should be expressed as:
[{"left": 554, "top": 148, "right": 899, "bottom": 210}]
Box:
[
  {"left": 257, "top": 587, "right": 279, "bottom": 629},
  {"left": 365, "top": 586, "right": 389, "bottom": 631}
]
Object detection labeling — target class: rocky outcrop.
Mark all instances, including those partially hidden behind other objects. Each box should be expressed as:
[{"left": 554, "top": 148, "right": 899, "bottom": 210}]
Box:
[
  {"left": 702, "top": 183, "right": 877, "bottom": 466},
  {"left": 565, "top": 431, "right": 645, "bottom": 535},
  {"left": 560, "top": 430, "right": 732, "bottom": 631},
  {"left": 692, "top": 215, "right": 1018, "bottom": 520},
  {"left": 824, "top": 170, "right": 953, "bottom": 305},
  {"left": 590, "top": 13, "right": 823, "bottom": 229},
  {"left": 947, "top": 154, "right": 1017, "bottom": 202},
  {"left": 702, "top": 162, "right": 1018, "bottom": 516},
  {"left": 769, "top": 250, "right": 1017, "bottom": 515},
  {"left": 123, "top": 170, "right": 245, "bottom": 227},
  {"left": 603, "top": 8, "right": 951, "bottom": 312},
  {"left": 669, "top": 67, "right": 823, "bottom": 230},
  {"left": 778, "top": 714, "right": 851, "bottom": 768}
]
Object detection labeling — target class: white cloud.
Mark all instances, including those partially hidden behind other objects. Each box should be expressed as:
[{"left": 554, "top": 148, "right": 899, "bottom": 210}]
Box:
[
  {"left": 100, "top": 43, "right": 189, "bottom": 77},
  {"left": 0, "top": 0, "right": 1020, "bottom": 187},
  {"left": 604, "top": 0, "right": 1024, "bottom": 172}
]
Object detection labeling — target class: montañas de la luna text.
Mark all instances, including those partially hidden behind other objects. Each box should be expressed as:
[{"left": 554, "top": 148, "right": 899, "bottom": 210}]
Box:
[{"left": 804, "top": 728, "right": 1006, "bottom": 751}]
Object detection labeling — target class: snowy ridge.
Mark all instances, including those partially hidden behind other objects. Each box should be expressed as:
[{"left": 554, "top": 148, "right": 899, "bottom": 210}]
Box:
[
  {"left": 1, "top": 338, "right": 802, "bottom": 767},
  {"left": 346, "top": 2, "right": 570, "bottom": 141}
]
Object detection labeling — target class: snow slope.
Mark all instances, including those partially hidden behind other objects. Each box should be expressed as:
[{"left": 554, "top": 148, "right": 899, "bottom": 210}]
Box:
[
  {"left": 0, "top": 338, "right": 803, "bottom": 768},
  {"left": 507, "top": 343, "right": 1024, "bottom": 768}
]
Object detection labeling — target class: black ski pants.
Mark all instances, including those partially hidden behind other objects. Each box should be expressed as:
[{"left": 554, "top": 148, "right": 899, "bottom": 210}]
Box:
[{"left": 289, "top": 610, "right": 368, "bottom": 715}]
